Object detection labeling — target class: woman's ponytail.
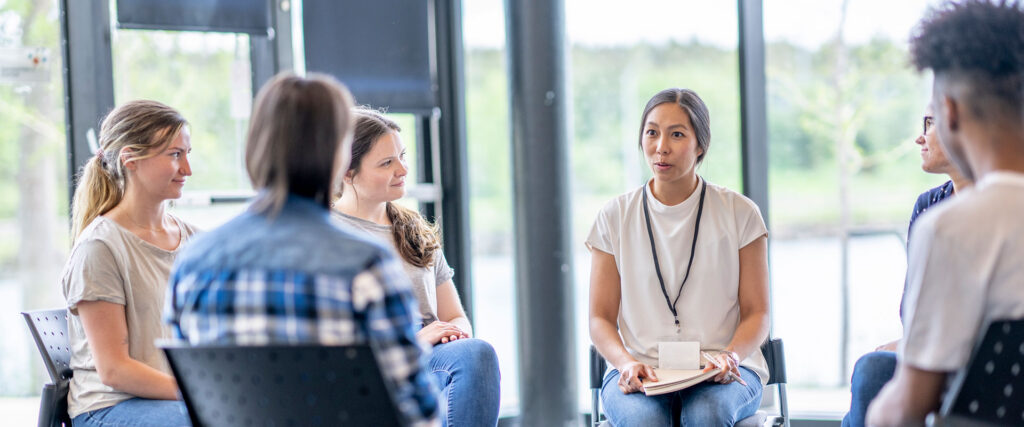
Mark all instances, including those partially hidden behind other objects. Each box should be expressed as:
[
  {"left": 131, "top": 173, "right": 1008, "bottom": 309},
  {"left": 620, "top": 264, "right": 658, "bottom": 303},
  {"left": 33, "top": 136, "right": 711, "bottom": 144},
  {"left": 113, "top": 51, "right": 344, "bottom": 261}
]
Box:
[{"left": 70, "top": 153, "right": 123, "bottom": 241}]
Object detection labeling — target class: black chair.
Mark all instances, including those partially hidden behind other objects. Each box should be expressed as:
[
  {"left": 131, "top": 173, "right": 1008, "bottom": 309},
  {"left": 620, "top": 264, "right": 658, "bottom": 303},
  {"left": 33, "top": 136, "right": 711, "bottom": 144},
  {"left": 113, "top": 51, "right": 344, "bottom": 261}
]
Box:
[
  {"left": 928, "top": 318, "right": 1024, "bottom": 427},
  {"left": 162, "top": 343, "right": 406, "bottom": 427},
  {"left": 590, "top": 338, "right": 789, "bottom": 427},
  {"left": 21, "top": 308, "right": 73, "bottom": 427}
]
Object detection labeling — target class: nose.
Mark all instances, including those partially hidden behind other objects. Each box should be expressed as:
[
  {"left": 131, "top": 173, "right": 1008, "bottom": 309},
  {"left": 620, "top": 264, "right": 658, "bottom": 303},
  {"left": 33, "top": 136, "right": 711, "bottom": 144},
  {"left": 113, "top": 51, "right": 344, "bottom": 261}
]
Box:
[
  {"left": 180, "top": 154, "right": 192, "bottom": 176},
  {"left": 655, "top": 135, "right": 669, "bottom": 154},
  {"left": 396, "top": 159, "right": 408, "bottom": 177},
  {"left": 914, "top": 134, "right": 925, "bottom": 146}
]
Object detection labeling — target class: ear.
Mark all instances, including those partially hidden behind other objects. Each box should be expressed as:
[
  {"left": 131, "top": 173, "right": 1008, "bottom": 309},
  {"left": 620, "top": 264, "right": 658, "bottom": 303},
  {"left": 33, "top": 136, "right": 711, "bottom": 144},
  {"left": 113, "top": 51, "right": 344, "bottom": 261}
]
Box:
[
  {"left": 120, "top": 148, "right": 137, "bottom": 171},
  {"left": 941, "top": 95, "right": 960, "bottom": 132},
  {"left": 343, "top": 169, "right": 355, "bottom": 184}
]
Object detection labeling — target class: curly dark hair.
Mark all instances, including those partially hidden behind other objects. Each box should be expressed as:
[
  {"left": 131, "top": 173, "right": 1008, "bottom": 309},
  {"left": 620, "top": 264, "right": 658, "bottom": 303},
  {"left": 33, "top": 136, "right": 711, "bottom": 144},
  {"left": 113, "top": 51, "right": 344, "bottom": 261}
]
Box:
[
  {"left": 910, "top": 0, "right": 1024, "bottom": 114},
  {"left": 911, "top": 0, "right": 1024, "bottom": 74}
]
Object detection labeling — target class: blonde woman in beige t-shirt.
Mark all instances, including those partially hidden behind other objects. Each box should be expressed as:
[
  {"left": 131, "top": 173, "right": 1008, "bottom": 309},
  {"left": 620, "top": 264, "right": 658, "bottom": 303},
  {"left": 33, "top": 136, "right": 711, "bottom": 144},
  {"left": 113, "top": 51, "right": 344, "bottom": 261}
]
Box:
[{"left": 60, "top": 100, "right": 196, "bottom": 426}]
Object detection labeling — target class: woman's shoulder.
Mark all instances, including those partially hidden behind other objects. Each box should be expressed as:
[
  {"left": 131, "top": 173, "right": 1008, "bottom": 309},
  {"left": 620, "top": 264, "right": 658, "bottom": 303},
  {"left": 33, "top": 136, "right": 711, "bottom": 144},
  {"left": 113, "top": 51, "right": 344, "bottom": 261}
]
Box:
[
  {"left": 704, "top": 180, "right": 761, "bottom": 215},
  {"left": 597, "top": 185, "right": 645, "bottom": 216}
]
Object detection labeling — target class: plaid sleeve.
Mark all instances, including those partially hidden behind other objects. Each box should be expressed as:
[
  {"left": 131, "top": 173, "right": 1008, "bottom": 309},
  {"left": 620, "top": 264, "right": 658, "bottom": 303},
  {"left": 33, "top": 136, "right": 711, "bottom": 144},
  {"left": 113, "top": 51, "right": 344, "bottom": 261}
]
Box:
[{"left": 355, "top": 252, "right": 440, "bottom": 427}]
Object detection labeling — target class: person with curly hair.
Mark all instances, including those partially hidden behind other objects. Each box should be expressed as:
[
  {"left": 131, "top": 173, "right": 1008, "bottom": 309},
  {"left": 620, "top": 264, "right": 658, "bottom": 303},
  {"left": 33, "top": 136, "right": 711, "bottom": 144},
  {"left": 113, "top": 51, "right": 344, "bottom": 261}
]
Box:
[{"left": 867, "top": 1, "right": 1024, "bottom": 424}]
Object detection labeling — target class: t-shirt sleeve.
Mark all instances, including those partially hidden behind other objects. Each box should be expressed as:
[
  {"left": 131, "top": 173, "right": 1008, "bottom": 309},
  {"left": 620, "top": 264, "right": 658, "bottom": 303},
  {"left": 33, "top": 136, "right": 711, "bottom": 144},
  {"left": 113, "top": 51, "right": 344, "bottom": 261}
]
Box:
[
  {"left": 899, "top": 213, "right": 986, "bottom": 372},
  {"left": 585, "top": 201, "right": 619, "bottom": 256},
  {"left": 735, "top": 196, "right": 768, "bottom": 248},
  {"left": 62, "top": 239, "right": 126, "bottom": 314},
  {"left": 433, "top": 249, "right": 455, "bottom": 286}
]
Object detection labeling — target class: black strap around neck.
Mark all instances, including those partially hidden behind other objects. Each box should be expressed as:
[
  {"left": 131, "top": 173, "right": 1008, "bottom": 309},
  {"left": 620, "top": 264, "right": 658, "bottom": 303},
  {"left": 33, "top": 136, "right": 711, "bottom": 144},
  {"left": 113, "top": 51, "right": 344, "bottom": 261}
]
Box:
[{"left": 641, "top": 179, "right": 707, "bottom": 327}]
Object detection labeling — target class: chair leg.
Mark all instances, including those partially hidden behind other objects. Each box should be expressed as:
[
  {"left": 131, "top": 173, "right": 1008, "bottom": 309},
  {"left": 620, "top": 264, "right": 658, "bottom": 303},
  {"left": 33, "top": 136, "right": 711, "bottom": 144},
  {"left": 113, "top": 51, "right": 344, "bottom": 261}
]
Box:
[
  {"left": 778, "top": 383, "right": 790, "bottom": 427},
  {"left": 592, "top": 388, "right": 601, "bottom": 427}
]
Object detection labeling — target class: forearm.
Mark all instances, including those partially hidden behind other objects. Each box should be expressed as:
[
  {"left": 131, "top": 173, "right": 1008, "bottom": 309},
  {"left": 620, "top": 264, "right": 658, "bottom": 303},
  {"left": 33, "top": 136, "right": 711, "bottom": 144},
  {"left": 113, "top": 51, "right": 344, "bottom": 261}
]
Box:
[
  {"left": 101, "top": 359, "right": 179, "bottom": 400},
  {"left": 447, "top": 315, "right": 473, "bottom": 336},
  {"left": 725, "top": 309, "right": 770, "bottom": 360},
  {"left": 590, "top": 317, "right": 635, "bottom": 370}
]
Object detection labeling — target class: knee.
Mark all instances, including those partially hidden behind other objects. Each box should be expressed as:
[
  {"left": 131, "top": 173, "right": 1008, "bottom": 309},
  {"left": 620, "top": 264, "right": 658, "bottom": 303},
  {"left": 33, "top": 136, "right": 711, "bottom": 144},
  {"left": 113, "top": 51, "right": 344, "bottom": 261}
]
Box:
[
  {"left": 850, "top": 352, "right": 897, "bottom": 386},
  {"left": 454, "top": 339, "right": 499, "bottom": 378},
  {"left": 850, "top": 352, "right": 897, "bottom": 402}
]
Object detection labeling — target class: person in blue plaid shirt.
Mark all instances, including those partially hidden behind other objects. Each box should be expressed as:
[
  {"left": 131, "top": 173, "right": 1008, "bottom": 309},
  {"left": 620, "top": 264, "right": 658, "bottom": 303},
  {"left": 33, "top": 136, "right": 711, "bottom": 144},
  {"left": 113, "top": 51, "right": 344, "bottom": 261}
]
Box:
[{"left": 165, "top": 72, "right": 439, "bottom": 427}]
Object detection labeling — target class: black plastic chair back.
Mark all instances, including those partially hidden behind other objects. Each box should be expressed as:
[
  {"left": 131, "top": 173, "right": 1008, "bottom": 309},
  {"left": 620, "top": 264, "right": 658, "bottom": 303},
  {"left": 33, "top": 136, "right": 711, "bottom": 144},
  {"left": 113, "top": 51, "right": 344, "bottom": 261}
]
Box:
[
  {"left": 163, "top": 343, "right": 405, "bottom": 427},
  {"left": 941, "top": 318, "right": 1024, "bottom": 425},
  {"left": 21, "top": 308, "right": 73, "bottom": 427},
  {"left": 21, "top": 309, "right": 73, "bottom": 383}
]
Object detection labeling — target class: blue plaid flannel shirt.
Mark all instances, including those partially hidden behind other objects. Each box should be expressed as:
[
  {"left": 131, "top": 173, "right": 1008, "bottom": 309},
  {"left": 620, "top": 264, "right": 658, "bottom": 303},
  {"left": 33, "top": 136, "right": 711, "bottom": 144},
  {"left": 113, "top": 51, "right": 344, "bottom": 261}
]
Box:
[{"left": 165, "top": 195, "right": 439, "bottom": 426}]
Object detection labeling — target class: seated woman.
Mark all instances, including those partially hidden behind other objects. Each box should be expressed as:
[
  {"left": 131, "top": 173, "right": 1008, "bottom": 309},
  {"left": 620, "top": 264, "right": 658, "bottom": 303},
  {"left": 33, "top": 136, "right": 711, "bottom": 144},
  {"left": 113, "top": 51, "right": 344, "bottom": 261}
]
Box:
[
  {"left": 588, "top": 88, "right": 771, "bottom": 426},
  {"left": 165, "top": 74, "right": 439, "bottom": 426},
  {"left": 61, "top": 100, "right": 197, "bottom": 426},
  {"left": 332, "top": 107, "right": 500, "bottom": 427}
]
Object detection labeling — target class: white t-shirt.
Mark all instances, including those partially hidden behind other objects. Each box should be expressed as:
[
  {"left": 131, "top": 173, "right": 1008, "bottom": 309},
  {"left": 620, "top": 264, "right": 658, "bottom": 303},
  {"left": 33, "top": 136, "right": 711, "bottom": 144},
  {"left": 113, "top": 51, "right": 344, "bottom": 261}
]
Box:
[
  {"left": 61, "top": 215, "right": 198, "bottom": 418},
  {"left": 586, "top": 178, "right": 770, "bottom": 384},
  {"left": 900, "top": 171, "right": 1024, "bottom": 371}
]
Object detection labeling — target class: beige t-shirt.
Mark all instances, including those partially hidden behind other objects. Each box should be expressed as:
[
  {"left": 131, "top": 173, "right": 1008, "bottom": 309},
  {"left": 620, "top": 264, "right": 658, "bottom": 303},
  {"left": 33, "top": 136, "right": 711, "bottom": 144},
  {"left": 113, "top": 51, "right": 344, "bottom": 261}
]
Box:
[
  {"left": 586, "top": 178, "right": 771, "bottom": 385},
  {"left": 61, "top": 215, "right": 198, "bottom": 418},
  {"left": 332, "top": 211, "right": 454, "bottom": 326}
]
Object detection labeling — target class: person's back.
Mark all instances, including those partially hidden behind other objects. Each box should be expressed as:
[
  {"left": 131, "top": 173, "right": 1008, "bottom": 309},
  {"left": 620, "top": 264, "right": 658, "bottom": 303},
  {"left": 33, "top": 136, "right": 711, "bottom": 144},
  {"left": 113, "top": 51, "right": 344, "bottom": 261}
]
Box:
[
  {"left": 900, "top": 173, "right": 1024, "bottom": 364},
  {"left": 165, "top": 72, "right": 439, "bottom": 427},
  {"left": 167, "top": 194, "right": 412, "bottom": 345}
]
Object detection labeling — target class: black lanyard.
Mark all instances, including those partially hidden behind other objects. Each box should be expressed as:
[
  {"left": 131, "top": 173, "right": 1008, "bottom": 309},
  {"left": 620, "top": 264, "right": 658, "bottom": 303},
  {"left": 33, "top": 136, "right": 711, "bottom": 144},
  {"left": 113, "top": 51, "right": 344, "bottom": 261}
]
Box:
[{"left": 641, "top": 179, "right": 707, "bottom": 328}]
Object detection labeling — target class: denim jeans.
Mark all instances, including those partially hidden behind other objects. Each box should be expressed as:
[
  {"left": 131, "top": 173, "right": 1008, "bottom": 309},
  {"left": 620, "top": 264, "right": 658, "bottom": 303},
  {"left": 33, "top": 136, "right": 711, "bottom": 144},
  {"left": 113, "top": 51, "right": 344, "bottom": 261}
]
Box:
[
  {"left": 72, "top": 398, "right": 190, "bottom": 427},
  {"left": 842, "top": 351, "right": 897, "bottom": 427},
  {"left": 601, "top": 366, "right": 762, "bottom": 427},
  {"left": 429, "top": 338, "right": 501, "bottom": 427}
]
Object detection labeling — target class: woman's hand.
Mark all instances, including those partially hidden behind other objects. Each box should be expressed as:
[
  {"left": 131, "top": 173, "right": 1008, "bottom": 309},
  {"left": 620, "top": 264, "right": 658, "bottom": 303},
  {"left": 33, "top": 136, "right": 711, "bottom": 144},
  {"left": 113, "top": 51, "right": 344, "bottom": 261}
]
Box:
[
  {"left": 417, "top": 320, "right": 469, "bottom": 345},
  {"left": 702, "top": 352, "right": 746, "bottom": 385},
  {"left": 616, "top": 360, "right": 658, "bottom": 394}
]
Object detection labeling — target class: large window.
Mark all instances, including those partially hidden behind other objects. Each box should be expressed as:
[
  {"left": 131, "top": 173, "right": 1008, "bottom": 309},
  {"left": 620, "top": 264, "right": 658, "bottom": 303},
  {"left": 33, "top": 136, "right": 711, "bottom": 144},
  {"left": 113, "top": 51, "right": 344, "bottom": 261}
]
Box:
[
  {"left": 0, "top": 0, "right": 70, "bottom": 423},
  {"left": 764, "top": 0, "right": 939, "bottom": 415}
]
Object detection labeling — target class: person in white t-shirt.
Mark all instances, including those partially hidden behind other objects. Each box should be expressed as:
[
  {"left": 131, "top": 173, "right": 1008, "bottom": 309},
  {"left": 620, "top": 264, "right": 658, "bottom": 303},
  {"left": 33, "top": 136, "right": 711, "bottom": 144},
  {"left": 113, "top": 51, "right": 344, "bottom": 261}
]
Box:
[
  {"left": 866, "top": 1, "right": 1024, "bottom": 425},
  {"left": 587, "top": 88, "right": 771, "bottom": 426},
  {"left": 61, "top": 100, "right": 197, "bottom": 426}
]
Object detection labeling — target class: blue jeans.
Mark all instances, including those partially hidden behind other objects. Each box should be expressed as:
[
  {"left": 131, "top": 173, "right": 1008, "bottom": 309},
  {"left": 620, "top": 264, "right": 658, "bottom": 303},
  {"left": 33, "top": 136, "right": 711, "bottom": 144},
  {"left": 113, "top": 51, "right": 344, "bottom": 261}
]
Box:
[
  {"left": 601, "top": 367, "right": 762, "bottom": 427},
  {"left": 429, "top": 338, "right": 501, "bottom": 427},
  {"left": 72, "top": 398, "right": 190, "bottom": 427},
  {"left": 842, "top": 351, "right": 897, "bottom": 427}
]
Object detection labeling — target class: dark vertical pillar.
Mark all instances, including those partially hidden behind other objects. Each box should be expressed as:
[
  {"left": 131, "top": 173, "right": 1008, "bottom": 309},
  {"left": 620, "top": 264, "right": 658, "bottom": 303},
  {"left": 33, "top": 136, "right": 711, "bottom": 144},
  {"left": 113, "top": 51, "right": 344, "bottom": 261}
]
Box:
[
  {"left": 434, "top": 0, "right": 473, "bottom": 318},
  {"left": 251, "top": 0, "right": 293, "bottom": 94},
  {"left": 738, "top": 0, "right": 770, "bottom": 227},
  {"left": 60, "top": 0, "right": 115, "bottom": 208},
  {"left": 505, "top": 0, "right": 577, "bottom": 424}
]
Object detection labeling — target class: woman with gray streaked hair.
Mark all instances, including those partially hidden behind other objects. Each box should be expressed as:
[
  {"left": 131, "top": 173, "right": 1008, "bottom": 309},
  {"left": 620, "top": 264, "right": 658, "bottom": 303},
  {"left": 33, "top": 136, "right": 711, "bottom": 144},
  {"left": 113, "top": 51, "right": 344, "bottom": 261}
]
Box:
[{"left": 588, "top": 88, "right": 771, "bottom": 425}]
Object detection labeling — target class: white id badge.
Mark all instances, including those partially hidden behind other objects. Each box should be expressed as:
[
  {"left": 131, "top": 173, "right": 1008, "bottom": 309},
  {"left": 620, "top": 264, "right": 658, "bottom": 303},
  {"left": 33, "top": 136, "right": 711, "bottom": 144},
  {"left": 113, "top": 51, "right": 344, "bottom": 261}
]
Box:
[{"left": 658, "top": 341, "right": 700, "bottom": 370}]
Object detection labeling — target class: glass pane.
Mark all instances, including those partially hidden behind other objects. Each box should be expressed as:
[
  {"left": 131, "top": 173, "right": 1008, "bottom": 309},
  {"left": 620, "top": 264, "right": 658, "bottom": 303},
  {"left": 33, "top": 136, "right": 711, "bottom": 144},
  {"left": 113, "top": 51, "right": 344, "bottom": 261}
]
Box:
[
  {"left": 764, "top": 0, "right": 939, "bottom": 416},
  {"left": 568, "top": 0, "right": 742, "bottom": 413},
  {"left": 0, "top": 0, "right": 71, "bottom": 423},
  {"left": 111, "top": 29, "right": 252, "bottom": 229},
  {"left": 463, "top": 0, "right": 518, "bottom": 415}
]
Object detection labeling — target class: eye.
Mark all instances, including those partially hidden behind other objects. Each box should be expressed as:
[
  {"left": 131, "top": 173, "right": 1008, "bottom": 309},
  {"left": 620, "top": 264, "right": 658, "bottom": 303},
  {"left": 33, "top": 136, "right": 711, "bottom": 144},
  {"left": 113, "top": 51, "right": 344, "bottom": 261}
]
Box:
[
  {"left": 645, "top": 129, "right": 657, "bottom": 136},
  {"left": 170, "top": 151, "right": 181, "bottom": 158},
  {"left": 672, "top": 131, "right": 684, "bottom": 138},
  {"left": 381, "top": 159, "right": 392, "bottom": 167}
]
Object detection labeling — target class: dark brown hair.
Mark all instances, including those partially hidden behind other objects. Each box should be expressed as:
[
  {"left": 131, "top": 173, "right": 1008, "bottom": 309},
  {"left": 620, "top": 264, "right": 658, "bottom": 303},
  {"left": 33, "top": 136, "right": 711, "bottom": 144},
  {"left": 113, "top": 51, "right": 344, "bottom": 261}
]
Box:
[
  {"left": 638, "top": 88, "right": 711, "bottom": 164},
  {"left": 245, "top": 72, "right": 354, "bottom": 215},
  {"left": 342, "top": 107, "right": 441, "bottom": 268}
]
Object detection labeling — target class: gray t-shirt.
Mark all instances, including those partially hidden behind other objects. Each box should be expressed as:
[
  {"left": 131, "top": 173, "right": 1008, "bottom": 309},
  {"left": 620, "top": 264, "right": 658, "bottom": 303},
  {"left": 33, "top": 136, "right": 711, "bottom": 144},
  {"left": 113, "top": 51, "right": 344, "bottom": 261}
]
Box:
[
  {"left": 332, "top": 211, "right": 454, "bottom": 326},
  {"left": 61, "top": 215, "right": 198, "bottom": 418}
]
